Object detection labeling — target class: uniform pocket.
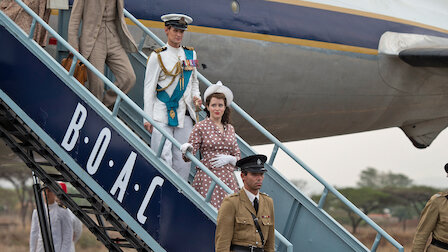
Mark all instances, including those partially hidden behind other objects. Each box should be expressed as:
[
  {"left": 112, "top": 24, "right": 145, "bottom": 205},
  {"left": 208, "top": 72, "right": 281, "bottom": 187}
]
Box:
[
  {"left": 260, "top": 217, "right": 272, "bottom": 240},
  {"left": 236, "top": 217, "right": 252, "bottom": 225},
  {"left": 235, "top": 217, "right": 253, "bottom": 241},
  {"left": 261, "top": 218, "right": 272, "bottom": 226}
]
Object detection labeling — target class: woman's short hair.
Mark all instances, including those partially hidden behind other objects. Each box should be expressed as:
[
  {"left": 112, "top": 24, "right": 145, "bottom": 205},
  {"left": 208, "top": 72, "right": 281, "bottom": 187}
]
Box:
[{"left": 205, "top": 93, "right": 231, "bottom": 124}]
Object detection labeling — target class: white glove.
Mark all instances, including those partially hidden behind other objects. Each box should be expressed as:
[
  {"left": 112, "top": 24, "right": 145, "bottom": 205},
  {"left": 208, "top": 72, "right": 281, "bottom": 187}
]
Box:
[
  {"left": 180, "top": 143, "right": 193, "bottom": 155},
  {"left": 210, "top": 154, "right": 237, "bottom": 168}
]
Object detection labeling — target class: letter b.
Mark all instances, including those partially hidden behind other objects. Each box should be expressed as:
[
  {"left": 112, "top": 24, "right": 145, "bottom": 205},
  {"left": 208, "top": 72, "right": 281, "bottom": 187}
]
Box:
[{"left": 61, "top": 103, "right": 87, "bottom": 151}]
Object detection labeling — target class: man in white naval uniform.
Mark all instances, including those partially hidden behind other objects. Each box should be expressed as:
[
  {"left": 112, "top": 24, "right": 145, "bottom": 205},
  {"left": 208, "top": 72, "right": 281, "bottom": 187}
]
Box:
[
  {"left": 30, "top": 186, "right": 73, "bottom": 252},
  {"left": 144, "top": 13, "right": 201, "bottom": 181}
]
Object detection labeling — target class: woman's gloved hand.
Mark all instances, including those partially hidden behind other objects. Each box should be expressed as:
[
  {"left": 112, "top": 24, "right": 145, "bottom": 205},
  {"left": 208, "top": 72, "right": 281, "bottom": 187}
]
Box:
[
  {"left": 210, "top": 154, "right": 237, "bottom": 168},
  {"left": 180, "top": 143, "right": 193, "bottom": 154}
]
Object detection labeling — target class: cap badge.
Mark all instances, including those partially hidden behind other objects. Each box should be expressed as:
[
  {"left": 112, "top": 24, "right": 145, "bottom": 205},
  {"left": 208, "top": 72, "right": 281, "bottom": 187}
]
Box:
[
  {"left": 179, "top": 17, "right": 187, "bottom": 25},
  {"left": 257, "top": 159, "right": 262, "bottom": 165}
]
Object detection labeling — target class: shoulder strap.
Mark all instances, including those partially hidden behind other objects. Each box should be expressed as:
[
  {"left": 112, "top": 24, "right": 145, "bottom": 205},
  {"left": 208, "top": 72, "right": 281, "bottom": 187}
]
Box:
[
  {"left": 182, "top": 45, "right": 194, "bottom": 51},
  {"left": 250, "top": 212, "right": 265, "bottom": 246}
]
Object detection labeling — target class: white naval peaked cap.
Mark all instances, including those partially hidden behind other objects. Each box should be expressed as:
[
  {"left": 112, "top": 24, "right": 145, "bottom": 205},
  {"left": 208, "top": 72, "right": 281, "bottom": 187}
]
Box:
[
  {"left": 204, "top": 81, "right": 234, "bottom": 107},
  {"left": 161, "top": 14, "right": 193, "bottom": 30}
]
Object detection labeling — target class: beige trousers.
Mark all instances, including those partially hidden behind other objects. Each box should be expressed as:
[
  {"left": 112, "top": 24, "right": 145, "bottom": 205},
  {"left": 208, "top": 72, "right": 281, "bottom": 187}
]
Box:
[{"left": 86, "top": 20, "right": 136, "bottom": 107}]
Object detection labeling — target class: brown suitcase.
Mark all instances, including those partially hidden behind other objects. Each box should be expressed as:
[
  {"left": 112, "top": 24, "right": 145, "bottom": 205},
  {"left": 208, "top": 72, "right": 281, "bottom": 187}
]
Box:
[{"left": 61, "top": 53, "right": 87, "bottom": 85}]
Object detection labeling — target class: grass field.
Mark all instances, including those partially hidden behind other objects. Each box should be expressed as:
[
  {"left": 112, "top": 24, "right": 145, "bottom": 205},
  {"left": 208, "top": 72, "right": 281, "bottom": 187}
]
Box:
[{"left": 0, "top": 215, "right": 418, "bottom": 251}]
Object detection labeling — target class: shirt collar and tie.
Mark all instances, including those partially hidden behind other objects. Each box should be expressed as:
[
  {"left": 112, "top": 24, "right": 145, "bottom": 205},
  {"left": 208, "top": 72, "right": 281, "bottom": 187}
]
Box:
[{"left": 243, "top": 187, "right": 259, "bottom": 213}]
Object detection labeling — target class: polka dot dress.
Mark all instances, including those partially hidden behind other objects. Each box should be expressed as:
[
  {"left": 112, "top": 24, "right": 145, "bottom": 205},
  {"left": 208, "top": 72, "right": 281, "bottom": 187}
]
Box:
[{"left": 188, "top": 117, "right": 241, "bottom": 209}]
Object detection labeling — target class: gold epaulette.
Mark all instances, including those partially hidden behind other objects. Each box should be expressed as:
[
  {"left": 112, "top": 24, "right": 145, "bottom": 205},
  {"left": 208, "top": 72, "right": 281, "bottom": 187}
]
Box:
[
  {"left": 154, "top": 46, "right": 167, "bottom": 54},
  {"left": 182, "top": 46, "right": 194, "bottom": 51}
]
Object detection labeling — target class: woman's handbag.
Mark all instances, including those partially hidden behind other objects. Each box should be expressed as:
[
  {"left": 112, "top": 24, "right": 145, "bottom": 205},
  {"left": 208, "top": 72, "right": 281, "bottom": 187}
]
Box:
[
  {"left": 46, "top": 0, "right": 69, "bottom": 10},
  {"left": 61, "top": 53, "right": 88, "bottom": 86}
]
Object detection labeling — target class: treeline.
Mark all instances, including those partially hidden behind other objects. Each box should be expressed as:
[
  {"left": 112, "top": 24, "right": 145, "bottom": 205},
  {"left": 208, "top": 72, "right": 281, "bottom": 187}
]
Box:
[
  {"left": 311, "top": 167, "right": 443, "bottom": 233},
  {"left": 0, "top": 160, "right": 34, "bottom": 228}
]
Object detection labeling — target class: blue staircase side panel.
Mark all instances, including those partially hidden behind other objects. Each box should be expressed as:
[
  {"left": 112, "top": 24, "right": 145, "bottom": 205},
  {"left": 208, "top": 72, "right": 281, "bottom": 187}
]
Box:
[{"left": 0, "top": 26, "right": 215, "bottom": 251}]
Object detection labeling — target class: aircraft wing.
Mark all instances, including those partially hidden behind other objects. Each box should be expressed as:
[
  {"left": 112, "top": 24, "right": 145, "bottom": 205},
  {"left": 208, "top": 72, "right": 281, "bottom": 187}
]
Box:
[
  {"left": 379, "top": 32, "right": 448, "bottom": 148},
  {"left": 399, "top": 48, "right": 448, "bottom": 67},
  {"left": 379, "top": 32, "right": 448, "bottom": 57}
]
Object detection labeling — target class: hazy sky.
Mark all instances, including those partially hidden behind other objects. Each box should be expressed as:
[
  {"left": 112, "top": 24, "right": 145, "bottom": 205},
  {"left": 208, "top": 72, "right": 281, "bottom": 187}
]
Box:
[{"left": 252, "top": 127, "right": 448, "bottom": 195}]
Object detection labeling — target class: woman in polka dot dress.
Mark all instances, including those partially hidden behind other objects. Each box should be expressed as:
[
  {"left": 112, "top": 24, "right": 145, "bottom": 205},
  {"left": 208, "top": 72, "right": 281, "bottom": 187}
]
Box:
[{"left": 181, "top": 81, "right": 240, "bottom": 209}]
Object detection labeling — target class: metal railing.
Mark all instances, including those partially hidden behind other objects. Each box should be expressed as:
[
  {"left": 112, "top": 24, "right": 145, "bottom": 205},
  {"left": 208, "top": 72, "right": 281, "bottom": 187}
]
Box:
[
  {"left": 1, "top": 1, "right": 295, "bottom": 251},
  {"left": 122, "top": 9, "right": 404, "bottom": 252}
]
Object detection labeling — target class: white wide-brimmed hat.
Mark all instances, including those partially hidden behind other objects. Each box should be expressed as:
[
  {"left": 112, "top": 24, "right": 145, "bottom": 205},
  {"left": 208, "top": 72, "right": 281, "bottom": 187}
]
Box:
[{"left": 204, "top": 81, "right": 233, "bottom": 107}]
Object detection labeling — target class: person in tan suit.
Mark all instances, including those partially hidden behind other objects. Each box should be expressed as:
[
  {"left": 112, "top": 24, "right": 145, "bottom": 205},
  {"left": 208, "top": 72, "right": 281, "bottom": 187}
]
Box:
[
  {"left": 411, "top": 164, "right": 448, "bottom": 252},
  {"left": 215, "top": 155, "right": 275, "bottom": 252},
  {"left": 67, "top": 0, "right": 137, "bottom": 108}
]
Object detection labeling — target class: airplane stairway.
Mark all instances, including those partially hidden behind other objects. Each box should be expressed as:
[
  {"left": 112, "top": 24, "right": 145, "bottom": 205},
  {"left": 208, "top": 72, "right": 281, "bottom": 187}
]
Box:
[
  {"left": 0, "top": 1, "right": 404, "bottom": 251},
  {"left": 0, "top": 100, "right": 153, "bottom": 251}
]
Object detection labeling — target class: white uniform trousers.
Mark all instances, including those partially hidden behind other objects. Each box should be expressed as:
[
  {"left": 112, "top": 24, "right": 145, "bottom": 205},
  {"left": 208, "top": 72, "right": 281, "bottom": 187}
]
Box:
[{"left": 151, "top": 116, "right": 193, "bottom": 181}]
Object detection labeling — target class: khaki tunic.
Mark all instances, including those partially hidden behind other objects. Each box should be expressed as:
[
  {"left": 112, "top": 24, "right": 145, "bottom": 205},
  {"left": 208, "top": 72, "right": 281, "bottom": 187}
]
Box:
[
  {"left": 412, "top": 192, "right": 448, "bottom": 252},
  {"left": 215, "top": 189, "right": 275, "bottom": 252}
]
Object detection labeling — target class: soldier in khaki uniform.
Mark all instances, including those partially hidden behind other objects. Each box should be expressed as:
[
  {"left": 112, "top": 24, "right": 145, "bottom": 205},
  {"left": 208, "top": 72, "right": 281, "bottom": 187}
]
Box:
[
  {"left": 215, "top": 154, "right": 275, "bottom": 252},
  {"left": 411, "top": 164, "right": 448, "bottom": 252}
]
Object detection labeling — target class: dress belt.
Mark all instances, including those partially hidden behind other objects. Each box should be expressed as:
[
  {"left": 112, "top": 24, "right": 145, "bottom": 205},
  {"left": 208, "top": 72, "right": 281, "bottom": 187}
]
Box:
[
  {"left": 432, "top": 237, "right": 448, "bottom": 250},
  {"left": 230, "top": 244, "right": 264, "bottom": 252}
]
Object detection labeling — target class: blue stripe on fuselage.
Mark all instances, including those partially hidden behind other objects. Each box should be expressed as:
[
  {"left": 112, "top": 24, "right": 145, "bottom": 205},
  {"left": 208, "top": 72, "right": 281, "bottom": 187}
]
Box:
[{"left": 125, "top": 0, "right": 448, "bottom": 50}]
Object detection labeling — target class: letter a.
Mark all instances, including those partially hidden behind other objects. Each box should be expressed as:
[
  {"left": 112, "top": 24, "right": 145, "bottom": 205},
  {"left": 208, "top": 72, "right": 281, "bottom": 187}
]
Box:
[
  {"left": 61, "top": 103, "right": 87, "bottom": 151},
  {"left": 110, "top": 152, "right": 137, "bottom": 202}
]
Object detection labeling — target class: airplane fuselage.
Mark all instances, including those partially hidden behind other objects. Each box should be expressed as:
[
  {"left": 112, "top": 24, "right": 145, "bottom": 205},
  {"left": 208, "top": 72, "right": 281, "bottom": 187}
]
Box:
[{"left": 126, "top": 0, "right": 448, "bottom": 146}]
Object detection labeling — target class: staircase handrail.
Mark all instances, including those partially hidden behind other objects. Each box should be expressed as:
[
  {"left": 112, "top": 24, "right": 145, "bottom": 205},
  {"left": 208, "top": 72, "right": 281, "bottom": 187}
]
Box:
[{"left": 123, "top": 9, "right": 403, "bottom": 252}]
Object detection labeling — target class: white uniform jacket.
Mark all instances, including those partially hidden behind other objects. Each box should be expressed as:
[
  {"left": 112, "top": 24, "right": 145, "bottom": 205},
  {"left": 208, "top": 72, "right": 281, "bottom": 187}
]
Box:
[
  {"left": 30, "top": 203, "right": 73, "bottom": 252},
  {"left": 144, "top": 43, "right": 200, "bottom": 128}
]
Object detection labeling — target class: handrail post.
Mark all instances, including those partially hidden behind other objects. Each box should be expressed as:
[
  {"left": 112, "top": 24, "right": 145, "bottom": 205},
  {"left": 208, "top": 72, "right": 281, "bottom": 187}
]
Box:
[
  {"left": 268, "top": 144, "right": 279, "bottom": 166},
  {"left": 371, "top": 233, "right": 382, "bottom": 252},
  {"left": 111, "top": 96, "right": 122, "bottom": 117},
  {"left": 205, "top": 181, "right": 217, "bottom": 203},
  {"left": 156, "top": 136, "right": 166, "bottom": 158},
  {"left": 29, "top": 18, "right": 36, "bottom": 39},
  {"left": 68, "top": 55, "right": 77, "bottom": 76},
  {"left": 138, "top": 34, "right": 146, "bottom": 52},
  {"left": 318, "top": 187, "right": 329, "bottom": 209}
]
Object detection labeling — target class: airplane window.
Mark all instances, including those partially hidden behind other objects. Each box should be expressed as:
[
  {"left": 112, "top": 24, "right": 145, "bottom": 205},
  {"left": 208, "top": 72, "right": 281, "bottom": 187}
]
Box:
[{"left": 231, "top": 0, "right": 240, "bottom": 14}]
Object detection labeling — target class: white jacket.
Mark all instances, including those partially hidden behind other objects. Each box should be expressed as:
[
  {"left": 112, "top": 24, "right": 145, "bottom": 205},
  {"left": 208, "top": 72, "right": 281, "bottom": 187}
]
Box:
[
  {"left": 144, "top": 43, "right": 200, "bottom": 128},
  {"left": 30, "top": 203, "right": 73, "bottom": 252},
  {"left": 69, "top": 209, "right": 82, "bottom": 252}
]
